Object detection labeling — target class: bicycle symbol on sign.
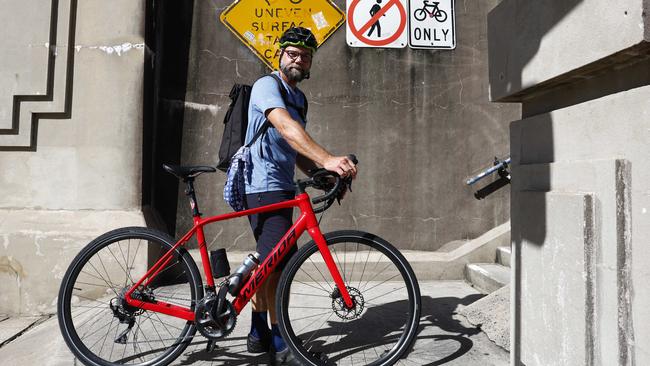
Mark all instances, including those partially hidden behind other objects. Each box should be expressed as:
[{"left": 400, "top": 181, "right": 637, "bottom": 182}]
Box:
[{"left": 413, "top": 0, "right": 448, "bottom": 22}]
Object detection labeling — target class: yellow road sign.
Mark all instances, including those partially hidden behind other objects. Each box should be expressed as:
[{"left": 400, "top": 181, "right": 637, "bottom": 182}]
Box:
[{"left": 220, "top": 0, "right": 345, "bottom": 70}]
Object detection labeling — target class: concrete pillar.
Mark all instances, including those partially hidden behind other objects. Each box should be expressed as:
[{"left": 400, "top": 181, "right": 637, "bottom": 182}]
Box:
[
  {"left": 488, "top": 0, "right": 650, "bottom": 365},
  {"left": 0, "top": 0, "right": 146, "bottom": 315}
]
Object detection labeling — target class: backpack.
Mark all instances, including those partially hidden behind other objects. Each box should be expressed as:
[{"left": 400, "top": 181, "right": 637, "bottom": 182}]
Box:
[
  {"left": 216, "top": 73, "right": 308, "bottom": 172},
  {"left": 220, "top": 74, "right": 308, "bottom": 211}
]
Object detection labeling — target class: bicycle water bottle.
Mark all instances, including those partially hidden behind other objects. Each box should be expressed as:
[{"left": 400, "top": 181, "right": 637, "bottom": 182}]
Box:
[{"left": 228, "top": 252, "right": 260, "bottom": 295}]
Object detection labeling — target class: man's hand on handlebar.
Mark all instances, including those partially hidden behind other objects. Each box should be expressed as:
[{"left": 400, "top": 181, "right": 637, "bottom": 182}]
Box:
[{"left": 323, "top": 156, "right": 357, "bottom": 179}]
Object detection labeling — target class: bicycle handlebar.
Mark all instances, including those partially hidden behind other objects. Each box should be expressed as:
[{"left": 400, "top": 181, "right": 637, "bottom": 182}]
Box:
[
  {"left": 466, "top": 157, "right": 511, "bottom": 186},
  {"left": 297, "top": 154, "right": 358, "bottom": 213}
]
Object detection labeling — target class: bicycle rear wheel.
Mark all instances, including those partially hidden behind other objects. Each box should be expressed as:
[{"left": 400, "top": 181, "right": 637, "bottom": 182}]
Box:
[
  {"left": 277, "top": 230, "right": 421, "bottom": 366},
  {"left": 57, "top": 227, "right": 203, "bottom": 366}
]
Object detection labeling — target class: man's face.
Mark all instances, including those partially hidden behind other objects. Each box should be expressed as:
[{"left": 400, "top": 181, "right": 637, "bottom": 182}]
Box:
[{"left": 280, "top": 46, "right": 313, "bottom": 83}]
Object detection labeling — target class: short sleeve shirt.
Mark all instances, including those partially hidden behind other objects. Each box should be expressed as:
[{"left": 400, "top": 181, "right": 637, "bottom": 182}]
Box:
[{"left": 244, "top": 72, "right": 307, "bottom": 194}]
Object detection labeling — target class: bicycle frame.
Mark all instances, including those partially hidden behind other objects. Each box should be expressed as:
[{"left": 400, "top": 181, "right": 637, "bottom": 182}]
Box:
[{"left": 124, "top": 192, "right": 354, "bottom": 322}]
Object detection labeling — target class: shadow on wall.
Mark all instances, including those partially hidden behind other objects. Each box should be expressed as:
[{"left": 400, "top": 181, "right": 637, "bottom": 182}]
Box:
[{"left": 489, "top": 1, "right": 584, "bottom": 365}]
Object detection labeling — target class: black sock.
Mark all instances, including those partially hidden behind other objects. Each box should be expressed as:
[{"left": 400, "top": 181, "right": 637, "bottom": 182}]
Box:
[{"left": 250, "top": 311, "right": 269, "bottom": 339}]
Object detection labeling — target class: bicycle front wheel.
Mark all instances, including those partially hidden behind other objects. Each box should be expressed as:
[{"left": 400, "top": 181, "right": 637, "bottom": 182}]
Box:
[
  {"left": 57, "top": 227, "right": 203, "bottom": 366},
  {"left": 277, "top": 230, "right": 421, "bottom": 366}
]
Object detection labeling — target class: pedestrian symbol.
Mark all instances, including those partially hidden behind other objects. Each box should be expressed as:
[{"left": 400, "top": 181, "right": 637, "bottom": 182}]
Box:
[
  {"left": 367, "top": 0, "right": 385, "bottom": 37},
  {"left": 346, "top": 0, "right": 408, "bottom": 48}
]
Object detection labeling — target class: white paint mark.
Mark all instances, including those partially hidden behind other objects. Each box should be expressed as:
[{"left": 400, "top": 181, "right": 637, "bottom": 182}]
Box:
[
  {"left": 642, "top": 208, "right": 647, "bottom": 214},
  {"left": 230, "top": 231, "right": 249, "bottom": 250},
  {"left": 34, "top": 238, "right": 45, "bottom": 257},
  {"left": 207, "top": 227, "right": 225, "bottom": 250},
  {"left": 312, "top": 12, "right": 329, "bottom": 30},
  {"left": 76, "top": 42, "right": 145, "bottom": 56},
  {"left": 184, "top": 101, "right": 222, "bottom": 116},
  {"left": 244, "top": 31, "right": 255, "bottom": 42}
]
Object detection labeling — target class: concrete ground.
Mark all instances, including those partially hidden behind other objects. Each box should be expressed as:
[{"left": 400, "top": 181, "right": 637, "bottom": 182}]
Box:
[{"left": 0, "top": 281, "right": 508, "bottom": 366}]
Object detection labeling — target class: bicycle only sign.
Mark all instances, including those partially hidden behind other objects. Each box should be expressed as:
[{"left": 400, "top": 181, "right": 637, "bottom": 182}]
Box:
[{"left": 408, "top": 0, "right": 456, "bottom": 49}]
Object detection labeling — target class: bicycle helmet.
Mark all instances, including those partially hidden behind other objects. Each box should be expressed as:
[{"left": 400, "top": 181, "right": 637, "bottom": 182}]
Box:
[{"left": 278, "top": 27, "right": 318, "bottom": 53}]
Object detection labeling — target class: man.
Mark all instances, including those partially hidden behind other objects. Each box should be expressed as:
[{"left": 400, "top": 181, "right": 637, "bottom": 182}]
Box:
[{"left": 243, "top": 27, "right": 357, "bottom": 365}]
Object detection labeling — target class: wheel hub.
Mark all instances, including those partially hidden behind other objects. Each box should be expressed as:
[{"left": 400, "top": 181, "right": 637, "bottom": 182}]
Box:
[
  {"left": 110, "top": 286, "right": 149, "bottom": 323},
  {"left": 331, "top": 286, "right": 364, "bottom": 320}
]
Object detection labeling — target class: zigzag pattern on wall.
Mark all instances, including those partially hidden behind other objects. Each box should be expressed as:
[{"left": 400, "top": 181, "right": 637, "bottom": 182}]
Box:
[{"left": 0, "top": 0, "right": 77, "bottom": 152}]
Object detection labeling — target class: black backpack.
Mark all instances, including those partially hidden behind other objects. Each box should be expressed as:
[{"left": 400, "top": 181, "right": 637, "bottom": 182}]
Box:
[{"left": 216, "top": 74, "right": 308, "bottom": 172}]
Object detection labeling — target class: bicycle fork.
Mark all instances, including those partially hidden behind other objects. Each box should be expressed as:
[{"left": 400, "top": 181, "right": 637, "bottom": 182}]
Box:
[{"left": 308, "top": 227, "right": 355, "bottom": 309}]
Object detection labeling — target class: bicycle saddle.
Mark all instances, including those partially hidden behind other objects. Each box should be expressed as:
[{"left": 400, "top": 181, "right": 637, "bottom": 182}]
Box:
[{"left": 163, "top": 164, "right": 216, "bottom": 180}]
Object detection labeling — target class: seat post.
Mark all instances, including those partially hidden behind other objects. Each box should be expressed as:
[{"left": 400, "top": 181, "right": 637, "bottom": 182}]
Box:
[{"left": 183, "top": 178, "right": 201, "bottom": 217}]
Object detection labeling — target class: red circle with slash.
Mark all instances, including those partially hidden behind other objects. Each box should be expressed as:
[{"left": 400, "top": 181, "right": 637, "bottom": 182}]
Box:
[{"left": 348, "top": 0, "right": 407, "bottom": 46}]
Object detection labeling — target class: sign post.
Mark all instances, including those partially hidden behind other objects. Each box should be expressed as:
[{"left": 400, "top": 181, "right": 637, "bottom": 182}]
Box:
[
  {"left": 407, "top": 0, "right": 456, "bottom": 49},
  {"left": 221, "top": 0, "right": 345, "bottom": 70},
  {"left": 346, "top": 0, "right": 408, "bottom": 48}
]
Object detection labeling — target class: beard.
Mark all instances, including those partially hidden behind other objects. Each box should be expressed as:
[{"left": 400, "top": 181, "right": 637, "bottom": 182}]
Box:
[{"left": 280, "top": 61, "right": 309, "bottom": 82}]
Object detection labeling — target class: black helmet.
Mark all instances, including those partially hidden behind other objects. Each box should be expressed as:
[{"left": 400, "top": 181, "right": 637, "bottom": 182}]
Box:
[{"left": 278, "top": 27, "right": 318, "bottom": 53}]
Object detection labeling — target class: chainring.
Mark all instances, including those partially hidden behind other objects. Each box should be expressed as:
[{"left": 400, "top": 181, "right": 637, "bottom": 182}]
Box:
[{"left": 195, "top": 293, "right": 237, "bottom": 340}]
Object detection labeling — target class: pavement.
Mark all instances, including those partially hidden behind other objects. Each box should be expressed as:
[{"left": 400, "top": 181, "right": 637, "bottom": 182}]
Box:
[{"left": 0, "top": 281, "right": 508, "bottom": 366}]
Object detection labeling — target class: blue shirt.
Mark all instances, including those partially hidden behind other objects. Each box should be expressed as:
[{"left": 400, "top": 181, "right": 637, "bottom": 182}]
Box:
[{"left": 244, "top": 72, "right": 307, "bottom": 194}]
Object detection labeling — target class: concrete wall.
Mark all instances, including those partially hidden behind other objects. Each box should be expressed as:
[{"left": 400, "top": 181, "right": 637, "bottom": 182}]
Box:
[
  {"left": 489, "top": 0, "right": 650, "bottom": 365},
  {"left": 0, "top": 0, "right": 146, "bottom": 315},
  {"left": 176, "top": 0, "right": 518, "bottom": 252}
]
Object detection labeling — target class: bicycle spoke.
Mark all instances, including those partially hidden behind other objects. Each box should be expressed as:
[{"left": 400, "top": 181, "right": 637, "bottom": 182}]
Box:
[
  {"left": 95, "top": 250, "right": 121, "bottom": 298},
  {"left": 332, "top": 245, "right": 346, "bottom": 283},
  {"left": 362, "top": 273, "right": 402, "bottom": 293},
  {"left": 80, "top": 267, "right": 120, "bottom": 295},
  {"left": 357, "top": 248, "right": 372, "bottom": 290},
  {"left": 290, "top": 291, "right": 329, "bottom": 298},
  {"left": 294, "top": 278, "right": 331, "bottom": 294},
  {"left": 343, "top": 242, "right": 347, "bottom": 283},
  {"left": 307, "top": 257, "right": 335, "bottom": 292},
  {"left": 349, "top": 242, "right": 360, "bottom": 285},
  {"left": 365, "top": 285, "right": 407, "bottom": 303}
]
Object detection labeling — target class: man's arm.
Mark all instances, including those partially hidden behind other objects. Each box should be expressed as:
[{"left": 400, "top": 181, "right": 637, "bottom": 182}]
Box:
[
  {"left": 266, "top": 108, "right": 357, "bottom": 178},
  {"left": 296, "top": 153, "right": 318, "bottom": 176}
]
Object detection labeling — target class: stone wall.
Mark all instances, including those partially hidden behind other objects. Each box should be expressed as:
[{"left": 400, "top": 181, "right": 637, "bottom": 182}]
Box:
[
  {"left": 489, "top": 0, "right": 650, "bottom": 364},
  {"left": 0, "top": 0, "right": 147, "bottom": 315}
]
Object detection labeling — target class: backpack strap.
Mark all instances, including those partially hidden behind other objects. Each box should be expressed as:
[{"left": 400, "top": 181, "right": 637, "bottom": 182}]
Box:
[{"left": 244, "top": 73, "right": 308, "bottom": 149}]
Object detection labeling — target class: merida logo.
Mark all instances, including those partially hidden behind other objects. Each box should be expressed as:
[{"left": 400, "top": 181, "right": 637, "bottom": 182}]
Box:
[{"left": 242, "top": 228, "right": 297, "bottom": 298}]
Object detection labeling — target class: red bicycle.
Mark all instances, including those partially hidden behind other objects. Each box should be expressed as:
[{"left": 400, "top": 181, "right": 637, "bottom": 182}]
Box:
[{"left": 57, "top": 158, "right": 421, "bottom": 366}]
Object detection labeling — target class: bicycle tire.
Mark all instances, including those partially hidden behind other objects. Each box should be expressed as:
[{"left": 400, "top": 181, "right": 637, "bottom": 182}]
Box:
[
  {"left": 57, "top": 227, "right": 203, "bottom": 366},
  {"left": 434, "top": 9, "right": 448, "bottom": 23},
  {"left": 413, "top": 8, "right": 426, "bottom": 21},
  {"left": 277, "top": 230, "right": 421, "bottom": 366}
]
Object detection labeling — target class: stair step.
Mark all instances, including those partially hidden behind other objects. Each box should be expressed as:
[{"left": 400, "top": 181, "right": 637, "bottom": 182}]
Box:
[
  {"left": 465, "top": 263, "right": 510, "bottom": 294},
  {"left": 496, "top": 246, "right": 511, "bottom": 267}
]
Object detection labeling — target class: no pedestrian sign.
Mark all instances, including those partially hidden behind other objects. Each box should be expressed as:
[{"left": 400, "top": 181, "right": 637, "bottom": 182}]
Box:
[
  {"left": 221, "top": 0, "right": 345, "bottom": 69},
  {"left": 346, "top": 0, "right": 408, "bottom": 48},
  {"left": 347, "top": 0, "right": 456, "bottom": 49}
]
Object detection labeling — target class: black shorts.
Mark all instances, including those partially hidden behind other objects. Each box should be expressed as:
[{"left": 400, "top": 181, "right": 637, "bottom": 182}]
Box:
[{"left": 245, "top": 190, "right": 298, "bottom": 272}]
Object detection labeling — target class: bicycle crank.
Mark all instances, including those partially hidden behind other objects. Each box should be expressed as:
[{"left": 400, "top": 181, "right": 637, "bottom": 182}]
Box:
[{"left": 195, "top": 286, "right": 237, "bottom": 340}]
